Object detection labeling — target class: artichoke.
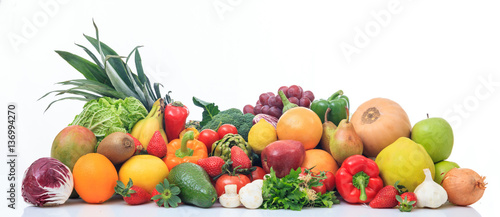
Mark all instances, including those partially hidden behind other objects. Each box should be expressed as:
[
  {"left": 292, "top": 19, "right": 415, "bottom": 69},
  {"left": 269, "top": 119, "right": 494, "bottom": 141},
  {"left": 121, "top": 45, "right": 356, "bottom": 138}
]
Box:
[{"left": 211, "top": 134, "right": 253, "bottom": 161}]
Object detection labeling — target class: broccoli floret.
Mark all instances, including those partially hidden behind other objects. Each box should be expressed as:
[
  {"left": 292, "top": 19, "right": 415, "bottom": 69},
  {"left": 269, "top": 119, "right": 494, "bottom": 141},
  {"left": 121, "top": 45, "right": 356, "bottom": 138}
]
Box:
[{"left": 202, "top": 108, "right": 254, "bottom": 141}]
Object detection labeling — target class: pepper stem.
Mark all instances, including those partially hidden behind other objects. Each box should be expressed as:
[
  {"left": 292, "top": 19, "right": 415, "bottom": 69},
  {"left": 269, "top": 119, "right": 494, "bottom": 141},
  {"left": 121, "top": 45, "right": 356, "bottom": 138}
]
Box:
[
  {"left": 327, "top": 90, "right": 344, "bottom": 101},
  {"left": 278, "top": 90, "right": 298, "bottom": 113},
  {"left": 352, "top": 171, "right": 370, "bottom": 201},
  {"left": 175, "top": 131, "right": 194, "bottom": 158}
]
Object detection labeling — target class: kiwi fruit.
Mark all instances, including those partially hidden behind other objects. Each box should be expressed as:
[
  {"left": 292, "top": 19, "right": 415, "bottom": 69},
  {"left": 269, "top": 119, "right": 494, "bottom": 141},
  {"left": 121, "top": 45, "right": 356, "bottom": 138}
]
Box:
[{"left": 97, "top": 132, "right": 135, "bottom": 164}]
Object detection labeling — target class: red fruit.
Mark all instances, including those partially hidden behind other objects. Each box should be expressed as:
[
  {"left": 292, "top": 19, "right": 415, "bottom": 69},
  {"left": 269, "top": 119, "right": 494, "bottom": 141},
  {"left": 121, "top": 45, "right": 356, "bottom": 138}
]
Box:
[
  {"left": 312, "top": 183, "right": 326, "bottom": 195},
  {"left": 198, "top": 129, "right": 219, "bottom": 153},
  {"left": 231, "top": 146, "right": 251, "bottom": 170},
  {"left": 243, "top": 105, "right": 255, "bottom": 115},
  {"left": 249, "top": 166, "right": 266, "bottom": 181},
  {"left": 321, "top": 171, "right": 336, "bottom": 192},
  {"left": 217, "top": 124, "right": 238, "bottom": 138},
  {"left": 197, "top": 156, "right": 225, "bottom": 177},
  {"left": 397, "top": 192, "right": 417, "bottom": 212},
  {"left": 369, "top": 185, "right": 400, "bottom": 208},
  {"left": 151, "top": 188, "right": 161, "bottom": 204},
  {"left": 125, "top": 186, "right": 151, "bottom": 205},
  {"left": 147, "top": 131, "right": 167, "bottom": 158},
  {"left": 215, "top": 174, "right": 251, "bottom": 197},
  {"left": 127, "top": 133, "right": 143, "bottom": 155},
  {"left": 115, "top": 179, "right": 151, "bottom": 205}
]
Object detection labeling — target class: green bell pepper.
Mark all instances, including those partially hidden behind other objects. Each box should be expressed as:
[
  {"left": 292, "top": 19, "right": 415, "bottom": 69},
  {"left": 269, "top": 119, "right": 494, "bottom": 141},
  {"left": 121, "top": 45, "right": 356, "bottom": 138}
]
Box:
[{"left": 310, "top": 90, "right": 349, "bottom": 126}]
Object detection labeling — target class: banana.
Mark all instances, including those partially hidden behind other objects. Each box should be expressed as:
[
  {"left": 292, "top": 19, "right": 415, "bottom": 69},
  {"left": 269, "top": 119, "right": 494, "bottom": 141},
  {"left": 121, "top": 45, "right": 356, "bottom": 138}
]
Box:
[{"left": 131, "top": 98, "right": 168, "bottom": 149}]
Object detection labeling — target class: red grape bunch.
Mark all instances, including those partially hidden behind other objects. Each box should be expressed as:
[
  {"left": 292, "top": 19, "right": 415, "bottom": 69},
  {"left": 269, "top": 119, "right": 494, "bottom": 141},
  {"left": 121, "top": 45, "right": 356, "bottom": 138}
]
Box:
[{"left": 243, "top": 85, "right": 315, "bottom": 119}]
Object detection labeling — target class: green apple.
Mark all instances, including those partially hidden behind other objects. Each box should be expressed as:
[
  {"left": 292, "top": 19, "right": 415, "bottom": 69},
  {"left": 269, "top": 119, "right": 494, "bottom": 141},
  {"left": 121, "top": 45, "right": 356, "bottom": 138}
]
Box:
[
  {"left": 411, "top": 117, "right": 454, "bottom": 163},
  {"left": 434, "top": 160, "right": 459, "bottom": 185}
]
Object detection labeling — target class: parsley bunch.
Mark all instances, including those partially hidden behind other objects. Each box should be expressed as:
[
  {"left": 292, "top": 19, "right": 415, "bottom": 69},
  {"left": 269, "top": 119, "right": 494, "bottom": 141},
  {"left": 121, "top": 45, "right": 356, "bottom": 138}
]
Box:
[{"left": 261, "top": 168, "right": 340, "bottom": 211}]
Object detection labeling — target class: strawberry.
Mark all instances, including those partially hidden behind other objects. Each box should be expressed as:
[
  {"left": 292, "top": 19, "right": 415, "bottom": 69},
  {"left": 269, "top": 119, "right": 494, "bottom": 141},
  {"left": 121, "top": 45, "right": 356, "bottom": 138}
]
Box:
[
  {"left": 127, "top": 133, "right": 143, "bottom": 155},
  {"left": 397, "top": 192, "right": 417, "bottom": 212},
  {"left": 115, "top": 178, "right": 151, "bottom": 205},
  {"left": 197, "top": 156, "right": 225, "bottom": 177},
  {"left": 151, "top": 178, "right": 181, "bottom": 207},
  {"left": 231, "top": 146, "right": 252, "bottom": 170},
  {"left": 369, "top": 181, "right": 407, "bottom": 208},
  {"left": 147, "top": 131, "right": 167, "bottom": 158},
  {"left": 369, "top": 185, "right": 399, "bottom": 208}
]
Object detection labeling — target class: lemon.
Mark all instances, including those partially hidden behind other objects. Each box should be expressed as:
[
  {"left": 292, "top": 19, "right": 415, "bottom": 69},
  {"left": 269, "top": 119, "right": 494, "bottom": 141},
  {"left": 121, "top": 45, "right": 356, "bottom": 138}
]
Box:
[
  {"left": 118, "top": 155, "right": 169, "bottom": 194},
  {"left": 248, "top": 119, "right": 277, "bottom": 154}
]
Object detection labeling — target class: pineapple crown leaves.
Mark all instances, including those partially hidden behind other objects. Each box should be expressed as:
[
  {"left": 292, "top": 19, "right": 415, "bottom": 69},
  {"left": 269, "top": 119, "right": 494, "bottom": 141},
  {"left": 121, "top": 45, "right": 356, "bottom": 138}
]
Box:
[
  {"left": 40, "top": 19, "right": 166, "bottom": 111},
  {"left": 114, "top": 178, "right": 136, "bottom": 197},
  {"left": 151, "top": 178, "right": 182, "bottom": 208}
]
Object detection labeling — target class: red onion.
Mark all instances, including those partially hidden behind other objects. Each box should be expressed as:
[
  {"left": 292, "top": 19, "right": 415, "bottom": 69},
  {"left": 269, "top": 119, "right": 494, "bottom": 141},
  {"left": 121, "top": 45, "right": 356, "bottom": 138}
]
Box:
[
  {"left": 22, "top": 157, "right": 73, "bottom": 207},
  {"left": 252, "top": 114, "right": 278, "bottom": 128}
]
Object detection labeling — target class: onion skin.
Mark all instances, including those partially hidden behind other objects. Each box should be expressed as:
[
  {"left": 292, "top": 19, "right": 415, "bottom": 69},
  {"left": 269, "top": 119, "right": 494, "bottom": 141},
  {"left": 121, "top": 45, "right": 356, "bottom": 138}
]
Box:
[{"left": 442, "top": 168, "right": 487, "bottom": 206}]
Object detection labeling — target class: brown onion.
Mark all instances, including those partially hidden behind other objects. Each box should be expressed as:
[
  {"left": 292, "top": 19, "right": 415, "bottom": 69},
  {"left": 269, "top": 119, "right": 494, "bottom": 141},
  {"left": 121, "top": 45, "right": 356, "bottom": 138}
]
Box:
[{"left": 442, "top": 168, "right": 487, "bottom": 206}]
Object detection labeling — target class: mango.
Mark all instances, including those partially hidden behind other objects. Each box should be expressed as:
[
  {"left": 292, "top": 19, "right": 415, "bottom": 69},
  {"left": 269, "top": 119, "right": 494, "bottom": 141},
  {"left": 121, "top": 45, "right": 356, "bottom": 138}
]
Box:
[
  {"left": 51, "top": 125, "right": 97, "bottom": 198},
  {"left": 375, "top": 137, "right": 435, "bottom": 192}
]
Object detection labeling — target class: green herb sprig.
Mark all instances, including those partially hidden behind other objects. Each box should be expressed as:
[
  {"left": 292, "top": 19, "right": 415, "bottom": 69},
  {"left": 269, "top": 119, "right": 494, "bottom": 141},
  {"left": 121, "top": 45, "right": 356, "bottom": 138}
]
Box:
[{"left": 261, "top": 168, "right": 340, "bottom": 211}]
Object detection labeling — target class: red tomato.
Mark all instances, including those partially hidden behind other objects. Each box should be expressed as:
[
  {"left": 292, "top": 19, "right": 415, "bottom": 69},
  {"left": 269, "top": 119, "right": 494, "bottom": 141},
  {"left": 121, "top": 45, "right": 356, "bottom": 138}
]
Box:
[
  {"left": 215, "top": 174, "right": 251, "bottom": 197},
  {"left": 198, "top": 129, "right": 219, "bottom": 152},
  {"left": 249, "top": 166, "right": 266, "bottom": 181},
  {"left": 312, "top": 183, "right": 326, "bottom": 195},
  {"left": 321, "top": 171, "right": 335, "bottom": 191},
  {"left": 217, "top": 124, "right": 238, "bottom": 138}
]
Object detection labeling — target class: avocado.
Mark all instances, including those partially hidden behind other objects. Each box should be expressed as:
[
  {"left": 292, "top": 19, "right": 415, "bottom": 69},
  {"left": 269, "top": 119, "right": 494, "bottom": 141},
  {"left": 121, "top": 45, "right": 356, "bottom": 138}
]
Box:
[{"left": 167, "top": 162, "right": 217, "bottom": 208}]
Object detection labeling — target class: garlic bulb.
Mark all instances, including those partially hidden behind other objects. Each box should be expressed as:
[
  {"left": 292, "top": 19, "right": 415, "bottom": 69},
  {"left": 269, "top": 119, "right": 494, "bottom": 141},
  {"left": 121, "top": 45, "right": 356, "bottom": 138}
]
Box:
[{"left": 414, "top": 168, "right": 448, "bottom": 208}]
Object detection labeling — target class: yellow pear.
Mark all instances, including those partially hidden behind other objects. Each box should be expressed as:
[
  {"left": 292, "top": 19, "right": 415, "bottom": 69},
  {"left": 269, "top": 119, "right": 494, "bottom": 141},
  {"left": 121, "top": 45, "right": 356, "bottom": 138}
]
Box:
[{"left": 375, "top": 137, "right": 435, "bottom": 192}]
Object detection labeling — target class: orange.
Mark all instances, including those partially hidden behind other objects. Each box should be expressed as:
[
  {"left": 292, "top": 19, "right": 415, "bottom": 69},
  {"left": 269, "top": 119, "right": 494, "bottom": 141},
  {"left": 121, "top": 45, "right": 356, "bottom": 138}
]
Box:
[
  {"left": 73, "top": 153, "right": 118, "bottom": 204},
  {"left": 301, "top": 149, "right": 339, "bottom": 174},
  {"left": 118, "top": 155, "right": 169, "bottom": 194},
  {"left": 276, "top": 107, "right": 323, "bottom": 150}
]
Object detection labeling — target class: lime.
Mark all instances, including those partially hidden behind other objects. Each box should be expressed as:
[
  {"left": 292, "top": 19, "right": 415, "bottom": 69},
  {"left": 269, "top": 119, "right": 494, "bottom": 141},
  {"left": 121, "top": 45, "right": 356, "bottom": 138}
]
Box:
[{"left": 248, "top": 119, "right": 277, "bottom": 154}]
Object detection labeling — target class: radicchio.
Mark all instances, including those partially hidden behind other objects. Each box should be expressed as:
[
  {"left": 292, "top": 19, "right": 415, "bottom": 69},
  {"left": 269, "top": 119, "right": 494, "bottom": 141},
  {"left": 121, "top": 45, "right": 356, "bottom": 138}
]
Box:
[{"left": 22, "top": 157, "right": 73, "bottom": 207}]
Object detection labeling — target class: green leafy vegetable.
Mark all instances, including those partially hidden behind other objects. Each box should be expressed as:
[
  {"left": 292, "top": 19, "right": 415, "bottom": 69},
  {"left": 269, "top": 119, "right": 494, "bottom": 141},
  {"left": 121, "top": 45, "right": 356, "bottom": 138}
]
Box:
[
  {"left": 70, "top": 97, "right": 148, "bottom": 142},
  {"left": 202, "top": 108, "right": 254, "bottom": 141},
  {"left": 261, "top": 168, "right": 340, "bottom": 211},
  {"left": 192, "top": 97, "right": 220, "bottom": 127}
]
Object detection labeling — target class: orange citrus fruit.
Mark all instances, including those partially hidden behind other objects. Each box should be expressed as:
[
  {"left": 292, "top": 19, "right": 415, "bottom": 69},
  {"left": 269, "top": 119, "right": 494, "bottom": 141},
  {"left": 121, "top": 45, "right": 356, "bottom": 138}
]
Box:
[
  {"left": 73, "top": 153, "right": 118, "bottom": 204},
  {"left": 301, "top": 149, "right": 339, "bottom": 174},
  {"left": 118, "top": 155, "right": 169, "bottom": 194},
  {"left": 276, "top": 107, "right": 323, "bottom": 150}
]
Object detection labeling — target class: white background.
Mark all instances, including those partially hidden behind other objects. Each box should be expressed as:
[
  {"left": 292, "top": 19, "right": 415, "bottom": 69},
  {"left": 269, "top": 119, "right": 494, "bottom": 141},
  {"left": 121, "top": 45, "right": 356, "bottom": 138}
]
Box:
[{"left": 1, "top": 0, "right": 499, "bottom": 216}]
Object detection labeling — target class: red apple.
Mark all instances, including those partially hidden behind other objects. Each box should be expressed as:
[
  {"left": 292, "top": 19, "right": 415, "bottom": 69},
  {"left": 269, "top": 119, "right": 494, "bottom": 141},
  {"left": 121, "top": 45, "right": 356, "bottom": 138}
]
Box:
[{"left": 261, "top": 140, "right": 305, "bottom": 178}]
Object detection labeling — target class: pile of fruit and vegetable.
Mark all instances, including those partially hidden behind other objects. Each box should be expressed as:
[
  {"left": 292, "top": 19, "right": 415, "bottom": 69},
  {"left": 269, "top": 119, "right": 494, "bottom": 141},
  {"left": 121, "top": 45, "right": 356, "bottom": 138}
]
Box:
[{"left": 23, "top": 24, "right": 487, "bottom": 213}]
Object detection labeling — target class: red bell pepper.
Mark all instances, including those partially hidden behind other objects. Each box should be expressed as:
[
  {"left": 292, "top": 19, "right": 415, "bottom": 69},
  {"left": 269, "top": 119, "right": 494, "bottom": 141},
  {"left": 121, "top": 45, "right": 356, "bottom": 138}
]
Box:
[
  {"left": 164, "top": 101, "right": 189, "bottom": 141},
  {"left": 335, "top": 155, "right": 384, "bottom": 204}
]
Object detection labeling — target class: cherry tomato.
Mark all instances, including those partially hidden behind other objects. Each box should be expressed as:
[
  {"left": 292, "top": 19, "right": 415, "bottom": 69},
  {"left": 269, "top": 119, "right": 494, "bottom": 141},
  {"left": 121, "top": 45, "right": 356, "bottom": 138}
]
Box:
[
  {"left": 198, "top": 129, "right": 219, "bottom": 152},
  {"left": 217, "top": 124, "right": 238, "bottom": 138},
  {"left": 215, "top": 174, "right": 251, "bottom": 197},
  {"left": 321, "top": 171, "right": 335, "bottom": 191},
  {"left": 248, "top": 166, "right": 266, "bottom": 181},
  {"left": 312, "top": 183, "right": 326, "bottom": 195}
]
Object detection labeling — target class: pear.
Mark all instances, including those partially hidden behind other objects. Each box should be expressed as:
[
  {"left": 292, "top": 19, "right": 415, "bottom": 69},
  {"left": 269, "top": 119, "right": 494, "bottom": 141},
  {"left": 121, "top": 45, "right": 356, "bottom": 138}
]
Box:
[
  {"left": 320, "top": 108, "right": 337, "bottom": 154},
  {"left": 326, "top": 107, "right": 363, "bottom": 166}
]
